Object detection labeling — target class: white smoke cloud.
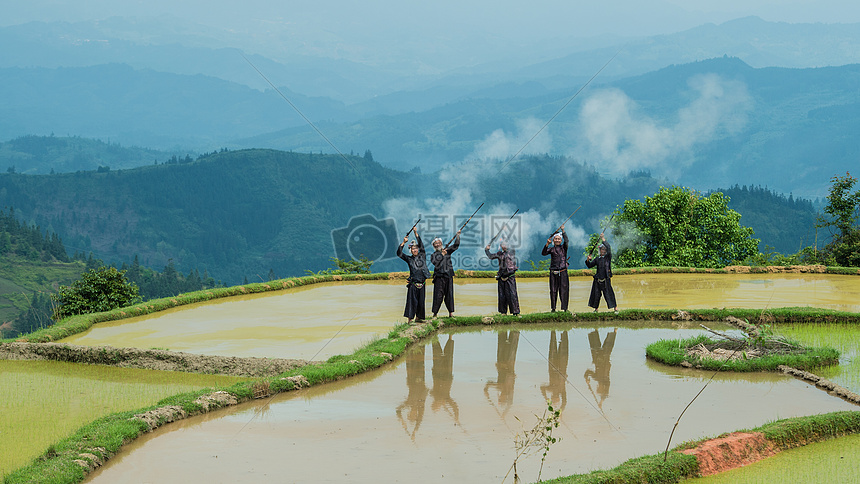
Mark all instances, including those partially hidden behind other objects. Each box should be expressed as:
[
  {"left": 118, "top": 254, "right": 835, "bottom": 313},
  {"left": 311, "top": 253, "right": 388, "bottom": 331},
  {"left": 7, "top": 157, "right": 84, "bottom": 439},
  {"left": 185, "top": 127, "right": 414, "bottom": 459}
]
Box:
[
  {"left": 382, "top": 117, "right": 588, "bottom": 270},
  {"left": 574, "top": 73, "right": 751, "bottom": 177},
  {"left": 468, "top": 117, "right": 552, "bottom": 162}
]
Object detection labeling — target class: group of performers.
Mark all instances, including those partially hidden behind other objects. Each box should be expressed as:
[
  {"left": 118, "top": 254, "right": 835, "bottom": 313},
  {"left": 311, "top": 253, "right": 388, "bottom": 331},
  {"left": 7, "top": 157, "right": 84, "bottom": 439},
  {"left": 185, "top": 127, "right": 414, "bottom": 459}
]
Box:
[{"left": 396, "top": 225, "right": 619, "bottom": 323}]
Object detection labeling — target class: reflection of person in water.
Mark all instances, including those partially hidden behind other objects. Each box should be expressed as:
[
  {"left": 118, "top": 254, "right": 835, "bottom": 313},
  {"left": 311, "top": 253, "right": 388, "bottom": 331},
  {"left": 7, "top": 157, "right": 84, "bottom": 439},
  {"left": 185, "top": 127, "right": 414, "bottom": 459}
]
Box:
[
  {"left": 430, "top": 335, "right": 459, "bottom": 425},
  {"left": 396, "top": 345, "right": 428, "bottom": 441},
  {"left": 485, "top": 331, "right": 519, "bottom": 417},
  {"left": 540, "top": 330, "right": 569, "bottom": 411},
  {"left": 584, "top": 328, "right": 617, "bottom": 410}
]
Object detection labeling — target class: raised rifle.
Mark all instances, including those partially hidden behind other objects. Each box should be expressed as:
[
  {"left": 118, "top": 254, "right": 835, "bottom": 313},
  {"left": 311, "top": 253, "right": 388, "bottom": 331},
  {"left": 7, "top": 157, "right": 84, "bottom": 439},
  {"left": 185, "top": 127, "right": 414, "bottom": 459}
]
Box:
[
  {"left": 405, "top": 218, "right": 421, "bottom": 240},
  {"left": 487, "top": 209, "right": 520, "bottom": 246},
  {"left": 444, "top": 203, "right": 484, "bottom": 247},
  {"left": 588, "top": 214, "right": 616, "bottom": 256},
  {"left": 550, "top": 205, "right": 581, "bottom": 237}
]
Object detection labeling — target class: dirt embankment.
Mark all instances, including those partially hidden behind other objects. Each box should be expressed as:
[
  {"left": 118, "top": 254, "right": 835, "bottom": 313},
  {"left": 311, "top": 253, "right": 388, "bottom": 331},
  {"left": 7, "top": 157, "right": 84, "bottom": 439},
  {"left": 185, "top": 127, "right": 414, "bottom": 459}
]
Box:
[
  {"left": 778, "top": 365, "right": 860, "bottom": 406},
  {"left": 681, "top": 432, "right": 778, "bottom": 476},
  {"left": 0, "top": 342, "right": 311, "bottom": 377},
  {"left": 723, "top": 265, "right": 828, "bottom": 273}
]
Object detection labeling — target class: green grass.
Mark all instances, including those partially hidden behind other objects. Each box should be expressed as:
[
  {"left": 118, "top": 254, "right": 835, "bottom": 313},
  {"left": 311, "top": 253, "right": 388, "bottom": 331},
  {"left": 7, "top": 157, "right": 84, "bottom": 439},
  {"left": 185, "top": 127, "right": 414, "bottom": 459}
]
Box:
[
  {"left": 646, "top": 335, "right": 840, "bottom": 371},
  {"left": 541, "top": 451, "right": 699, "bottom": 483},
  {"left": 691, "top": 434, "right": 860, "bottom": 483},
  {"left": 541, "top": 411, "right": 860, "bottom": 484},
  {"left": 0, "top": 258, "right": 83, "bottom": 296},
  {"left": 758, "top": 411, "right": 860, "bottom": 449},
  {"left": 0, "top": 360, "right": 247, "bottom": 479}
]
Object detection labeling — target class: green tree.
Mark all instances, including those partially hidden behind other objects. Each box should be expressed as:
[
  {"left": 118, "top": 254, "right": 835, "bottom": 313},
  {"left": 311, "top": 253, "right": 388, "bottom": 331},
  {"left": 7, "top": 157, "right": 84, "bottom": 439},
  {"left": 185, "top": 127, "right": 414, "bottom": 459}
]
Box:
[
  {"left": 11, "top": 292, "right": 54, "bottom": 335},
  {"left": 51, "top": 266, "right": 141, "bottom": 320},
  {"left": 610, "top": 186, "right": 759, "bottom": 268},
  {"left": 331, "top": 256, "right": 373, "bottom": 274},
  {"left": 818, "top": 172, "right": 860, "bottom": 238},
  {"left": 306, "top": 257, "right": 374, "bottom": 275},
  {"left": 816, "top": 172, "right": 860, "bottom": 266}
]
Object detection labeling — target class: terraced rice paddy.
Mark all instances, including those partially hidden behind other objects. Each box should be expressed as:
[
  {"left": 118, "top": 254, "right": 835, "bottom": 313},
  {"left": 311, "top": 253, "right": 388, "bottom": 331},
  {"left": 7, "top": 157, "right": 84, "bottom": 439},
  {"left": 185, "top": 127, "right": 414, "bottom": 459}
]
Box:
[
  {"left": 5, "top": 272, "right": 860, "bottom": 482},
  {"left": 0, "top": 360, "right": 247, "bottom": 476}
]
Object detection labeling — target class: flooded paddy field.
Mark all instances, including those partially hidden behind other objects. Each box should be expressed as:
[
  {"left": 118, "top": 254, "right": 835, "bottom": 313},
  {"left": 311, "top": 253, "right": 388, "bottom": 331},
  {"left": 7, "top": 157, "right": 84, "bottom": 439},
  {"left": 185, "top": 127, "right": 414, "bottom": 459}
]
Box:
[
  {"left": 0, "top": 360, "right": 247, "bottom": 477},
  {"left": 58, "top": 273, "right": 860, "bottom": 360},
  {"left": 83, "top": 324, "right": 856, "bottom": 483},
  {"left": 780, "top": 323, "right": 860, "bottom": 398},
  {"left": 690, "top": 433, "right": 860, "bottom": 483}
]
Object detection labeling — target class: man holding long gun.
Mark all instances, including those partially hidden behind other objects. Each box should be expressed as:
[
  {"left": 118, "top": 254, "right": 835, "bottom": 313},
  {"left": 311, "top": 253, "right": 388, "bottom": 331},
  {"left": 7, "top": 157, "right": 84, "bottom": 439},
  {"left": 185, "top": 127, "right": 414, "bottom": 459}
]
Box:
[
  {"left": 398, "top": 224, "right": 431, "bottom": 323},
  {"left": 542, "top": 224, "right": 570, "bottom": 312},
  {"left": 430, "top": 230, "right": 460, "bottom": 318},
  {"left": 585, "top": 230, "right": 618, "bottom": 313},
  {"left": 430, "top": 203, "right": 482, "bottom": 318},
  {"left": 485, "top": 212, "right": 520, "bottom": 317}
]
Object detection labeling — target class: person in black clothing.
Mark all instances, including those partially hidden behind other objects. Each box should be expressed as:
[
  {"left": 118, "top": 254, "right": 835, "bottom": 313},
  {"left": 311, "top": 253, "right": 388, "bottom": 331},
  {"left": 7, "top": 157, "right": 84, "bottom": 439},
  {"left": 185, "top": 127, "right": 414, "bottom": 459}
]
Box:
[
  {"left": 541, "top": 224, "right": 569, "bottom": 312},
  {"left": 430, "top": 230, "right": 461, "bottom": 318},
  {"left": 585, "top": 233, "right": 618, "bottom": 312},
  {"left": 584, "top": 328, "right": 617, "bottom": 410},
  {"left": 485, "top": 241, "right": 520, "bottom": 316},
  {"left": 398, "top": 227, "right": 431, "bottom": 322}
]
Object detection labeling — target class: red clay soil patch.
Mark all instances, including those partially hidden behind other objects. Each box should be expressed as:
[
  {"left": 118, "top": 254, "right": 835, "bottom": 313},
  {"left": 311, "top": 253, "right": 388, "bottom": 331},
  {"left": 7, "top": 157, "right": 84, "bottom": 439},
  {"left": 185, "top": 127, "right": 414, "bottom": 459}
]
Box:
[{"left": 681, "top": 432, "right": 778, "bottom": 476}]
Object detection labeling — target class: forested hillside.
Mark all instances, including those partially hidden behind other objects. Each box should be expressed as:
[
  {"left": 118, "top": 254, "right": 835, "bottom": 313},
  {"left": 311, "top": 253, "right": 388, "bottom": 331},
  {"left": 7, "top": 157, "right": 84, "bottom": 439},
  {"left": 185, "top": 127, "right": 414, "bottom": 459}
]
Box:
[
  {"left": 711, "top": 185, "right": 821, "bottom": 253},
  {"left": 0, "top": 207, "right": 225, "bottom": 338},
  {"left": 0, "top": 149, "right": 412, "bottom": 284},
  {"left": 0, "top": 208, "right": 80, "bottom": 337},
  {"left": 0, "top": 148, "right": 820, "bottom": 285},
  {"left": 0, "top": 135, "right": 186, "bottom": 175}
]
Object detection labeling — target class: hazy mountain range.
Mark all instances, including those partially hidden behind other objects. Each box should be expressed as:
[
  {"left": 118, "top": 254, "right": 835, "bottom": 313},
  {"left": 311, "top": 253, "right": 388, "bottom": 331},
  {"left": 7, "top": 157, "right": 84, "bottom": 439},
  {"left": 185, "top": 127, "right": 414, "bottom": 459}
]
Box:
[
  {"left": 0, "top": 149, "right": 819, "bottom": 284},
  {"left": 2, "top": 16, "right": 859, "bottom": 200}
]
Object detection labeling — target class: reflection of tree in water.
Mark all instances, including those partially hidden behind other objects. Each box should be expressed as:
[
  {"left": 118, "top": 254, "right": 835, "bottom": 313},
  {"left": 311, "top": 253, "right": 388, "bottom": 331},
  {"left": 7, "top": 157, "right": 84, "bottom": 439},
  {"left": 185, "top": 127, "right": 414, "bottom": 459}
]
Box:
[
  {"left": 396, "top": 345, "right": 428, "bottom": 441},
  {"left": 430, "top": 335, "right": 459, "bottom": 425},
  {"left": 540, "top": 330, "right": 569, "bottom": 412},
  {"left": 584, "top": 328, "right": 617, "bottom": 410},
  {"left": 485, "top": 331, "right": 519, "bottom": 418}
]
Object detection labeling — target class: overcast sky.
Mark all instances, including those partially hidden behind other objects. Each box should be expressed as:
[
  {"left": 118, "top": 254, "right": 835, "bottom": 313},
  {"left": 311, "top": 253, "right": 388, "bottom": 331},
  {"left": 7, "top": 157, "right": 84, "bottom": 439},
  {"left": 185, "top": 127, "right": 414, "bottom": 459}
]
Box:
[{"left": 5, "top": 0, "right": 860, "bottom": 37}]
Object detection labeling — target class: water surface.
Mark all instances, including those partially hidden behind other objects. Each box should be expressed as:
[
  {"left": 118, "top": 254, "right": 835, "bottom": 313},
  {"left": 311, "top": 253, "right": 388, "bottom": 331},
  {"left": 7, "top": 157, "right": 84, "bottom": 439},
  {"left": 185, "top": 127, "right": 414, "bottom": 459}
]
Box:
[
  {"left": 59, "top": 274, "right": 860, "bottom": 360},
  {"left": 83, "top": 324, "right": 856, "bottom": 484}
]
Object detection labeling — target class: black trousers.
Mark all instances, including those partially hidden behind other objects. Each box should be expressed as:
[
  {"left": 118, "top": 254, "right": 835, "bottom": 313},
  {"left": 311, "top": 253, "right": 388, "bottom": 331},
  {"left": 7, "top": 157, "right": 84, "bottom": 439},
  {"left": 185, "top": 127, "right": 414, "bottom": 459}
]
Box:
[
  {"left": 404, "top": 281, "right": 427, "bottom": 320},
  {"left": 588, "top": 278, "right": 617, "bottom": 309},
  {"left": 549, "top": 269, "right": 569, "bottom": 311},
  {"left": 497, "top": 276, "right": 520, "bottom": 315},
  {"left": 432, "top": 275, "right": 455, "bottom": 314}
]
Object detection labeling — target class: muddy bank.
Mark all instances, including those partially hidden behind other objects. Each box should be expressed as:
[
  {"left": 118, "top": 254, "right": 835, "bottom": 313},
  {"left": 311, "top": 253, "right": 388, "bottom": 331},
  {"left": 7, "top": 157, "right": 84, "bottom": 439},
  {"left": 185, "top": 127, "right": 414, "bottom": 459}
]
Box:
[
  {"left": 723, "top": 264, "right": 830, "bottom": 273},
  {"left": 68, "top": 390, "right": 240, "bottom": 475},
  {"left": 681, "top": 432, "right": 777, "bottom": 476},
  {"left": 778, "top": 365, "right": 860, "bottom": 406},
  {"left": 0, "top": 342, "right": 311, "bottom": 377}
]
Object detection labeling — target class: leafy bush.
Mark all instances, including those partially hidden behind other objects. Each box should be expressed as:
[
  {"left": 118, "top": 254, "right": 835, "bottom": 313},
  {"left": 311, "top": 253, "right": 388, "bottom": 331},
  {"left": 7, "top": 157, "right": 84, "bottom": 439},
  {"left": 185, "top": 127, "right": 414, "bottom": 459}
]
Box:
[{"left": 51, "top": 266, "right": 141, "bottom": 320}]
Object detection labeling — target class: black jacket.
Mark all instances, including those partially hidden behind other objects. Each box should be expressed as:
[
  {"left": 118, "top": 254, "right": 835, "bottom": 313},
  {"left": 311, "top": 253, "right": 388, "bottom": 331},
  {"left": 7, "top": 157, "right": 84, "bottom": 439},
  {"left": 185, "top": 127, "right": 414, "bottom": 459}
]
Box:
[
  {"left": 585, "top": 241, "right": 612, "bottom": 279},
  {"left": 430, "top": 234, "right": 460, "bottom": 278},
  {"left": 541, "top": 231, "right": 569, "bottom": 270},
  {"left": 397, "top": 234, "right": 431, "bottom": 282}
]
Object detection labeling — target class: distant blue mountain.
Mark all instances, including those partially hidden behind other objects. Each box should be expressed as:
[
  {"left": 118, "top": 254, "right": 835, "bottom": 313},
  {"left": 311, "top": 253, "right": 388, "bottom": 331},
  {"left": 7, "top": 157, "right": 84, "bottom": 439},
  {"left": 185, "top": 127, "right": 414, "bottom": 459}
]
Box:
[
  {"left": 246, "top": 58, "right": 860, "bottom": 198},
  {"left": 2, "top": 15, "right": 860, "bottom": 197}
]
